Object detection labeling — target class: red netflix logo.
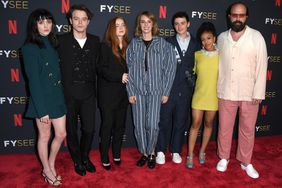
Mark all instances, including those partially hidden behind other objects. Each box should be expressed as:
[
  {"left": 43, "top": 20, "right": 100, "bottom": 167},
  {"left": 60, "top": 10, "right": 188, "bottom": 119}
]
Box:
[
  {"left": 62, "top": 0, "right": 70, "bottom": 13},
  {"left": 261, "top": 105, "right": 267, "bottom": 116},
  {"left": 267, "top": 70, "right": 272, "bottom": 81},
  {"left": 276, "top": 0, "right": 281, "bottom": 7},
  {"left": 271, "top": 33, "right": 277, "bottom": 44},
  {"left": 8, "top": 20, "right": 17, "bottom": 34},
  {"left": 11, "top": 68, "right": 20, "bottom": 82},
  {"left": 159, "top": 5, "right": 167, "bottom": 19},
  {"left": 14, "top": 114, "right": 22, "bottom": 127}
]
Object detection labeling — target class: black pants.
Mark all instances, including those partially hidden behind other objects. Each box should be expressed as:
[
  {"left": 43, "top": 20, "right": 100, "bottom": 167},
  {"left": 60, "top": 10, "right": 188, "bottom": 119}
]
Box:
[
  {"left": 66, "top": 95, "right": 96, "bottom": 164},
  {"left": 99, "top": 107, "right": 127, "bottom": 163}
]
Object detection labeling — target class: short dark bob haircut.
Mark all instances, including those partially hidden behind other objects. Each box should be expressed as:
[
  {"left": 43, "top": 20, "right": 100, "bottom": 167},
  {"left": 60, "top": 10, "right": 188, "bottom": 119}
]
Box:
[{"left": 24, "top": 8, "right": 58, "bottom": 48}]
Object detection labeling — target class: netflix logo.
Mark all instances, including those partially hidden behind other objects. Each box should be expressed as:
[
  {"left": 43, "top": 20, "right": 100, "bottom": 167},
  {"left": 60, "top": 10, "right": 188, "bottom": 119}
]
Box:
[
  {"left": 261, "top": 105, "right": 267, "bottom": 116},
  {"left": 159, "top": 5, "right": 167, "bottom": 19},
  {"left": 267, "top": 70, "right": 272, "bottom": 81},
  {"left": 8, "top": 20, "right": 17, "bottom": 35},
  {"left": 271, "top": 33, "right": 278, "bottom": 44},
  {"left": 276, "top": 0, "right": 281, "bottom": 7},
  {"left": 11, "top": 68, "right": 20, "bottom": 82},
  {"left": 61, "top": 0, "right": 70, "bottom": 13},
  {"left": 14, "top": 114, "right": 22, "bottom": 127}
]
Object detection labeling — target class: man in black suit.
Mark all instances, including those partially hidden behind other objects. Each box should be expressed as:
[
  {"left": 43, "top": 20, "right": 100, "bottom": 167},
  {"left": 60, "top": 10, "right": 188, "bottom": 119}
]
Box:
[
  {"left": 57, "top": 4, "right": 100, "bottom": 176},
  {"left": 156, "top": 11, "right": 200, "bottom": 165}
]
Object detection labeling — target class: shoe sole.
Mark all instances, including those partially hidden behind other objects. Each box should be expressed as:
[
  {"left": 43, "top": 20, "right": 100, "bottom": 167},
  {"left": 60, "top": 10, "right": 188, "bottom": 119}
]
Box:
[
  {"left": 216, "top": 167, "right": 227, "bottom": 172},
  {"left": 156, "top": 161, "right": 165, "bottom": 164},
  {"left": 240, "top": 164, "right": 259, "bottom": 179},
  {"left": 172, "top": 160, "right": 182, "bottom": 164}
]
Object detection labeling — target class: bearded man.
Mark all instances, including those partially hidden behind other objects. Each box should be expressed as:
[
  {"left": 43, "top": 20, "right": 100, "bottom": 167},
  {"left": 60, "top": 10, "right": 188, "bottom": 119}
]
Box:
[{"left": 216, "top": 1, "right": 268, "bottom": 179}]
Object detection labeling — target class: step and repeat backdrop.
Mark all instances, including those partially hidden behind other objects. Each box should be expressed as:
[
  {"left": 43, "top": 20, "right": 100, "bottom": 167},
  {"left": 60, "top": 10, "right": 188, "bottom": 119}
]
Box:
[{"left": 0, "top": 0, "right": 281, "bottom": 153}]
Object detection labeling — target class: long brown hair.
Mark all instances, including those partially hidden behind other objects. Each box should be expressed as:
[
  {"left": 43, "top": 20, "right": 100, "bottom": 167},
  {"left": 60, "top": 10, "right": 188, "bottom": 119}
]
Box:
[
  {"left": 104, "top": 17, "right": 129, "bottom": 62},
  {"left": 135, "top": 11, "right": 159, "bottom": 37}
]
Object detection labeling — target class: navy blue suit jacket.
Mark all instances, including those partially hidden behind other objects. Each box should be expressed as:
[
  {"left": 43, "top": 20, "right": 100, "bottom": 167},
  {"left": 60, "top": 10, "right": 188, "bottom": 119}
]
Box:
[{"left": 166, "top": 35, "right": 200, "bottom": 96}]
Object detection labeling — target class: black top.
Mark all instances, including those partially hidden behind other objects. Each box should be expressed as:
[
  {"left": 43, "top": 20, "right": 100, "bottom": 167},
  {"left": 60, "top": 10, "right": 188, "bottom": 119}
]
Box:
[
  {"left": 142, "top": 39, "right": 153, "bottom": 72},
  {"left": 72, "top": 40, "right": 95, "bottom": 84},
  {"left": 97, "top": 42, "right": 128, "bottom": 109}
]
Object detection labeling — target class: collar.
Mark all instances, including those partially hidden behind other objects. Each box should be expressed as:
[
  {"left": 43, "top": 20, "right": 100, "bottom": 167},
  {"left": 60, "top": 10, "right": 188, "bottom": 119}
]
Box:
[
  {"left": 200, "top": 48, "right": 218, "bottom": 57},
  {"left": 135, "top": 35, "right": 161, "bottom": 43},
  {"left": 176, "top": 32, "right": 190, "bottom": 42}
]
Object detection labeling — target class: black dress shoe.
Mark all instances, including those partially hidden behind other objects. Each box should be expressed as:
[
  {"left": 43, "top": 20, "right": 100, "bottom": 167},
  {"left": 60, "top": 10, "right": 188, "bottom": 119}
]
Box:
[
  {"left": 83, "top": 160, "right": 96, "bottom": 173},
  {"left": 74, "top": 163, "right": 86, "bottom": 176},
  {"left": 136, "top": 155, "right": 148, "bottom": 167},
  {"left": 102, "top": 163, "right": 111, "bottom": 170},
  {"left": 147, "top": 155, "right": 156, "bottom": 169}
]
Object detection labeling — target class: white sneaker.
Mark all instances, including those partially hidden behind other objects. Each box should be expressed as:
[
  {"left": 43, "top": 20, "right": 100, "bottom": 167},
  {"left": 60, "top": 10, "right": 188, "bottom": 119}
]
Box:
[
  {"left": 241, "top": 164, "right": 259, "bottom": 179},
  {"left": 156, "top": 152, "right": 165, "bottom": 164},
  {"left": 172, "top": 153, "right": 182, "bottom": 164},
  {"left": 216, "top": 159, "right": 229, "bottom": 172}
]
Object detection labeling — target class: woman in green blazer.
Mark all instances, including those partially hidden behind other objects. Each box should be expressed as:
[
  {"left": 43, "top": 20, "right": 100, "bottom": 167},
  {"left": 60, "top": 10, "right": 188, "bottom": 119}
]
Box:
[{"left": 22, "top": 9, "right": 66, "bottom": 186}]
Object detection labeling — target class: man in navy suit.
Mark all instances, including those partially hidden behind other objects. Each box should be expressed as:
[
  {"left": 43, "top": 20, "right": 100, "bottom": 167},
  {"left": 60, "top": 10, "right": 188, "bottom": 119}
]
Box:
[{"left": 156, "top": 11, "right": 200, "bottom": 165}]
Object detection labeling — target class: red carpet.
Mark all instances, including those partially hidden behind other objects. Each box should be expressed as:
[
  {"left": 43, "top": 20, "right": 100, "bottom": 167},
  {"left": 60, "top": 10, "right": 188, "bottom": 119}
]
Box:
[{"left": 0, "top": 136, "right": 282, "bottom": 188}]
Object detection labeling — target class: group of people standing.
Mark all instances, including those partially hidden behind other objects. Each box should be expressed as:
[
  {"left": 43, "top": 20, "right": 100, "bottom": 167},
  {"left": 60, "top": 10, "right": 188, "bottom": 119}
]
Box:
[{"left": 21, "top": 1, "right": 267, "bottom": 186}]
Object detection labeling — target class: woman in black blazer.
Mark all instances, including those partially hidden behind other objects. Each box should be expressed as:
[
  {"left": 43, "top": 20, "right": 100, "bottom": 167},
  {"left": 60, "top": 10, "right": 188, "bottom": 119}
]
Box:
[
  {"left": 22, "top": 9, "right": 66, "bottom": 186},
  {"left": 98, "top": 17, "right": 129, "bottom": 170}
]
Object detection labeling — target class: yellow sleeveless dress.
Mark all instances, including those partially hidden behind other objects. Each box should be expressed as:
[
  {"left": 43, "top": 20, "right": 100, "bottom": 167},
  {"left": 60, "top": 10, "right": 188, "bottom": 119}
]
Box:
[{"left": 191, "top": 50, "right": 219, "bottom": 111}]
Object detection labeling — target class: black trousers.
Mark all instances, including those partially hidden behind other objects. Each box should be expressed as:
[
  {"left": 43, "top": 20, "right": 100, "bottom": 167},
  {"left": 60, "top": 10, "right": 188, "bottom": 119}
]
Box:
[
  {"left": 99, "top": 106, "right": 127, "bottom": 163},
  {"left": 66, "top": 94, "right": 96, "bottom": 164},
  {"left": 156, "top": 89, "right": 192, "bottom": 154}
]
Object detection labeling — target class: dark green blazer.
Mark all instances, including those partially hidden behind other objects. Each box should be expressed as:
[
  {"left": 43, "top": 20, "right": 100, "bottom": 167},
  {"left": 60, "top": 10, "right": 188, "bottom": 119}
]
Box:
[{"left": 22, "top": 38, "right": 66, "bottom": 118}]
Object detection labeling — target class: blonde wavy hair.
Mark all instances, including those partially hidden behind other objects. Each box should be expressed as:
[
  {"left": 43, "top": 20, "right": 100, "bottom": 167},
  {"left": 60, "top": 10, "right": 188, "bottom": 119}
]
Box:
[{"left": 134, "top": 11, "right": 159, "bottom": 37}]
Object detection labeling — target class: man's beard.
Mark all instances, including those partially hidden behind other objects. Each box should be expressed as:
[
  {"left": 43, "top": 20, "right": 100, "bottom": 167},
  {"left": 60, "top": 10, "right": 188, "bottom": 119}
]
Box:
[{"left": 230, "top": 21, "right": 246, "bottom": 32}]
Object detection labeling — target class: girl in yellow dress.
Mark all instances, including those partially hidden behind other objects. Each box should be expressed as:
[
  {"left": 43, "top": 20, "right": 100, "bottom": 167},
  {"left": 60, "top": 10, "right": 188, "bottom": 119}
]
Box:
[{"left": 186, "top": 22, "right": 218, "bottom": 168}]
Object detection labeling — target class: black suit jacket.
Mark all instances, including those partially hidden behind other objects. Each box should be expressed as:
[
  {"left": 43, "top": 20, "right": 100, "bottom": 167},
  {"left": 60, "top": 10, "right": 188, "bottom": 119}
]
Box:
[
  {"left": 58, "top": 33, "right": 100, "bottom": 100},
  {"left": 97, "top": 42, "right": 128, "bottom": 110}
]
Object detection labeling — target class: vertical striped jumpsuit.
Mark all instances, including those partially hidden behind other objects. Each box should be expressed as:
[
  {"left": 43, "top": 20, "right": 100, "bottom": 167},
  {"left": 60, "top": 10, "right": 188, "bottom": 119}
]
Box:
[{"left": 126, "top": 36, "right": 177, "bottom": 155}]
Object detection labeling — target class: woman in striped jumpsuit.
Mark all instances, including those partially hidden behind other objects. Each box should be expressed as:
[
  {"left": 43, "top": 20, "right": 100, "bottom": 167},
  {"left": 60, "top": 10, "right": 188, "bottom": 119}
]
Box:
[{"left": 126, "top": 11, "right": 177, "bottom": 169}]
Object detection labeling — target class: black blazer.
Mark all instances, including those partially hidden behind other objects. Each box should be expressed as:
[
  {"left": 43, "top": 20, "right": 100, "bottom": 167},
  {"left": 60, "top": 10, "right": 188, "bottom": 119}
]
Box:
[
  {"left": 57, "top": 33, "right": 100, "bottom": 100},
  {"left": 97, "top": 42, "right": 128, "bottom": 110},
  {"left": 166, "top": 35, "right": 200, "bottom": 95}
]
